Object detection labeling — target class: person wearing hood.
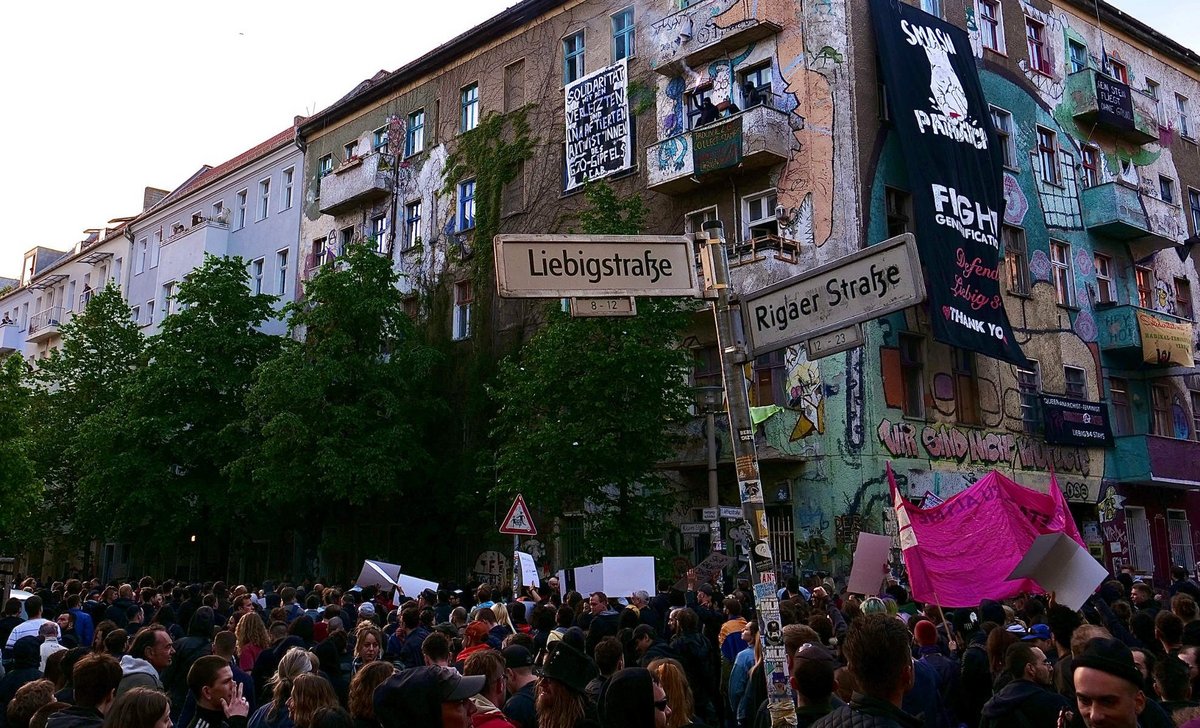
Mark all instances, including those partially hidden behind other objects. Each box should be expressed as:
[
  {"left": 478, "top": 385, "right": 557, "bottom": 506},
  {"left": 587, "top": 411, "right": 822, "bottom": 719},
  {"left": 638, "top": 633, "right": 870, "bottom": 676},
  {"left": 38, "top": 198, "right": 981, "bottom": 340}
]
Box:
[
  {"left": 979, "top": 642, "right": 1070, "bottom": 728},
  {"left": 165, "top": 606, "right": 216, "bottom": 721},
  {"left": 45, "top": 653, "right": 123, "bottom": 728},
  {"left": 310, "top": 639, "right": 348, "bottom": 705},
  {"left": 118, "top": 625, "right": 174, "bottom": 696},
  {"left": 0, "top": 636, "right": 43, "bottom": 712}
]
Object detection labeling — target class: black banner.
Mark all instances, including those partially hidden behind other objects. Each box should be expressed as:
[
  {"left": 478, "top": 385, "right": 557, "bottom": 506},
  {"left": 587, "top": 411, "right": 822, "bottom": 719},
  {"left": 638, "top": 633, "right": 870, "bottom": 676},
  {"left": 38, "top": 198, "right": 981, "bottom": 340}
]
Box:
[
  {"left": 1041, "top": 395, "right": 1114, "bottom": 447},
  {"left": 869, "top": 0, "right": 1029, "bottom": 366},
  {"left": 1095, "top": 74, "right": 1135, "bottom": 131},
  {"left": 693, "top": 119, "right": 743, "bottom": 174}
]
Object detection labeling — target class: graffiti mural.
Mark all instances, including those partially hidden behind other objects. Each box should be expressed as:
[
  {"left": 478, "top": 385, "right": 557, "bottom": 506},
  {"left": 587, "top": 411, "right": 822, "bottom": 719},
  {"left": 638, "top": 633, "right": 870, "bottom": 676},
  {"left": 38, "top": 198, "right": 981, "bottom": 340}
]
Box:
[
  {"left": 876, "top": 419, "right": 1093, "bottom": 476},
  {"left": 784, "top": 345, "right": 824, "bottom": 439}
]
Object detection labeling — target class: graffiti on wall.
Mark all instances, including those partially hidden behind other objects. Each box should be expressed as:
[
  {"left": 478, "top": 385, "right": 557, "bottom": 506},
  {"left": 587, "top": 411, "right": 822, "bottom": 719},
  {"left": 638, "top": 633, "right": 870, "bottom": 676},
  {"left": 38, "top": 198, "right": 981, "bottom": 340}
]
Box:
[
  {"left": 877, "top": 419, "right": 1093, "bottom": 475},
  {"left": 784, "top": 346, "right": 824, "bottom": 439}
]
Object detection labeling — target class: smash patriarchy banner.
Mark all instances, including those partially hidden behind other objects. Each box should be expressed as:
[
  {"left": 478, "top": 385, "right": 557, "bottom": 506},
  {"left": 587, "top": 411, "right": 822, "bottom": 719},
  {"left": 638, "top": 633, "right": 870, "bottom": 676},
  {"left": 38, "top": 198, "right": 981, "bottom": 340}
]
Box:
[
  {"left": 869, "top": 0, "right": 1029, "bottom": 366},
  {"left": 888, "top": 464, "right": 1083, "bottom": 606},
  {"left": 564, "top": 59, "right": 632, "bottom": 191}
]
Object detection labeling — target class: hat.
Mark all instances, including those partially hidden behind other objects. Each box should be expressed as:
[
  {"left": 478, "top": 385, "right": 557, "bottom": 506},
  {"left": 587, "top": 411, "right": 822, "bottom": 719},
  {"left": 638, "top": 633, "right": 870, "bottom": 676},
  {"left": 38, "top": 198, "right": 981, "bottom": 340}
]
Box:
[
  {"left": 502, "top": 645, "right": 534, "bottom": 669},
  {"left": 358, "top": 602, "right": 376, "bottom": 616},
  {"left": 793, "top": 642, "right": 837, "bottom": 666},
  {"left": 1022, "top": 624, "right": 1052, "bottom": 642},
  {"left": 978, "top": 599, "right": 1005, "bottom": 626},
  {"left": 1005, "top": 623, "right": 1028, "bottom": 635},
  {"left": 536, "top": 641, "right": 597, "bottom": 694},
  {"left": 374, "top": 666, "right": 486, "bottom": 728},
  {"left": 914, "top": 620, "right": 938, "bottom": 647},
  {"left": 1073, "top": 637, "right": 1143, "bottom": 690},
  {"left": 465, "top": 621, "right": 490, "bottom": 642}
]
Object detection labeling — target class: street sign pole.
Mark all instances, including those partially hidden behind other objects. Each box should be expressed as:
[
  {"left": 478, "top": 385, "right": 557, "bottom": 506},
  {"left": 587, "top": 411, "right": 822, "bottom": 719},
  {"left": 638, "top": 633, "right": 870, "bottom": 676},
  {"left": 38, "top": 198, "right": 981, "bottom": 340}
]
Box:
[{"left": 700, "top": 220, "right": 795, "bottom": 726}]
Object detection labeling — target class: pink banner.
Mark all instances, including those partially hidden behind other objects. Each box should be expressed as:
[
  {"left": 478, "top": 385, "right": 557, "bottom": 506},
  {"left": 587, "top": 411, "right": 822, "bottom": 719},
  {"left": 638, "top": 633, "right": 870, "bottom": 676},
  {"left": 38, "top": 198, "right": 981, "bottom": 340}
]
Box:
[{"left": 889, "top": 465, "right": 1084, "bottom": 607}]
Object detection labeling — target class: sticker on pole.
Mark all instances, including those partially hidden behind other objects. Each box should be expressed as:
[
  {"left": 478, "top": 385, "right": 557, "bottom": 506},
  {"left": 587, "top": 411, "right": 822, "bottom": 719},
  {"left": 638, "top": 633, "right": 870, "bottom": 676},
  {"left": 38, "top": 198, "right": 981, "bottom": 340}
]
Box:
[{"left": 499, "top": 495, "right": 538, "bottom": 535}]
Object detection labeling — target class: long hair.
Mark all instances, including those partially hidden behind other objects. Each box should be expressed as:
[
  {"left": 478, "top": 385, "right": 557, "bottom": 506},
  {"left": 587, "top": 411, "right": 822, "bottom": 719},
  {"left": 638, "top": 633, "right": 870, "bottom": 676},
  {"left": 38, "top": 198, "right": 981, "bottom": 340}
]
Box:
[
  {"left": 268, "top": 647, "right": 315, "bottom": 722},
  {"left": 353, "top": 624, "right": 383, "bottom": 661},
  {"left": 347, "top": 661, "right": 394, "bottom": 720},
  {"left": 648, "top": 658, "right": 693, "bottom": 728},
  {"left": 235, "top": 612, "right": 270, "bottom": 655},
  {"left": 287, "top": 673, "right": 339, "bottom": 728},
  {"left": 492, "top": 603, "right": 514, "bottom": 632},
  {"left": 101, "top": 687, "right": 169, "bottom": 728},
  {"left": 537, "top": 679, "right": 587, "bottom": 728}
]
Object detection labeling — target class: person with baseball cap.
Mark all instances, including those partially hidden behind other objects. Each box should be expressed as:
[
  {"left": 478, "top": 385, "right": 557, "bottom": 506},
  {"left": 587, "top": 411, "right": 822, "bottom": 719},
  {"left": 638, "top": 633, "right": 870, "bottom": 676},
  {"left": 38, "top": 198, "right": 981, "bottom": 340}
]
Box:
[
  {"left": 501, "top": 646, "right": 538, "bottom": 728},
  {"left": 374, "top": 665, "right": 486, "bottom": 728}
]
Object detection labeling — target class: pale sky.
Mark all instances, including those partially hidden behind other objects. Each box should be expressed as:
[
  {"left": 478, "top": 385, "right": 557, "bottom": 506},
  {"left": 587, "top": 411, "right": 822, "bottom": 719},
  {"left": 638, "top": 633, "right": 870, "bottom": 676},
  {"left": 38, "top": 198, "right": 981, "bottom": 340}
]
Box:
[{"left": 0, "top": 1, "right": 1193, "bottom": 279}]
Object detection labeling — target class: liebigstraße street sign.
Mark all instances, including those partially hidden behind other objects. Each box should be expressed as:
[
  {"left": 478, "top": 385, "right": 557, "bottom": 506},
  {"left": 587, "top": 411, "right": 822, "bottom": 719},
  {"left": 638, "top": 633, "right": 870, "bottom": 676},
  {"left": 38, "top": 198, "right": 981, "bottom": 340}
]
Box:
[
  {"left": 741, "top": 233, "right": 925, "bottom": 356},
  {"left": 494, "top": 234, "right": 699, "bottom": 298}
]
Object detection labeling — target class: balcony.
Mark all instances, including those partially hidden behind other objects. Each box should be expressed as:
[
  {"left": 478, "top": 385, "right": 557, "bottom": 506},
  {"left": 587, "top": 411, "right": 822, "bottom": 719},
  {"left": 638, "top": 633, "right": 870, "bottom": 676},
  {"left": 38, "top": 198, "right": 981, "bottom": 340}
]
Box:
[
  {"left": 1108, "top": 434, "right": 1200, "bottom": 486},
  {"left": 158, "top": 220, "right": 230, "bottom": 282},
  {"left": 1066, "top": 68, "right": 1160, "bottom": 145},
  {"left": 27, "top": 307, "right": 64, "bottom": 342},
  {"left": 318, "top": 152, "right": 394, "bottom": 216},
  {"left": 1095, "top": 303, "right": 1193, "bottom": 364},
  {"left": 646, "top": 105, "right": 791, "bottom": 193},
  {"left": 1081, "top": 182, "right": 1184, "bottom": 256},
  {"left": 0, "top": 323, "right": 22, "bottom": 354},
  {"left": 650, "top": 0, "right": 782, "bottom": 76}
]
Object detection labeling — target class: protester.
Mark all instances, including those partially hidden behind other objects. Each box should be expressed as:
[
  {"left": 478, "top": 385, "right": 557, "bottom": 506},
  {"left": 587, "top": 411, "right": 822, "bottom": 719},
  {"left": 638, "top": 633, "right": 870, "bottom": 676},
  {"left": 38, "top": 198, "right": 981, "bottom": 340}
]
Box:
[
  {"left": 646, "top": 659, "right": 696, "bottom": 728},
  {"left": 283, "top": 674, "right": 338, "bottom": 728},
  {"left": 0, "top": 638, "right": 44, "bottom": 712},
  {"left": 602, "top": 668, "right": 669, "bottom": 728},
  {"left": 501, "top": 646, "right": 537, "bottom": 728},
  {"left": 100, "top": 687, "right": 171, "bottom": 728},
  {"left": 166, "top": 607, "right": 216, "bottom": 720},
  {"left": 346, "top": 661, "right": 392, "bottom": 728},
  {"left": 249, "top": 646, "right": 313, "bottom": 728},
  {"left": 118, "top": 626, "right": 173, "bottom": 697},
  {"left": 813, "top": 613, "right": 921, "bottom": 727},
  {"left": 1073, "top": 637, "right": 1148, "bottom": 728},
  {"left": 6, "top": 680, "right": 54, "bottom": 728},
  {"left": 45, "top": 654, "right": 122, "bottom": 728},
  {"left": 184, "top": 655, "right": 250, "bottom": 728},
  {"left": 6, "top": 599, "right": 56, "bottom": 651},
  {"left": 535, "top": 642, "right": 599, "bottom": 728},
  {"left": 373, "top": 665, "right": 485, "bottom": 728},
  {"left": 979, "top": 642, "right": 1070, "bottom": 727},
  {"left": 236, "top": 614, "right": 271, "bottom": 674}
]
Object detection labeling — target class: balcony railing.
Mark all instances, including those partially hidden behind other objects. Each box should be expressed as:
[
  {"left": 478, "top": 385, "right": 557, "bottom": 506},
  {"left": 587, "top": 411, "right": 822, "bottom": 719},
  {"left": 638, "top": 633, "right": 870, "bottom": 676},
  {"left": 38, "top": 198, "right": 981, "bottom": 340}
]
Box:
[
  {"left": 1094, "top": 303, "right": 1192, "bottom": 362},
  {"left": 27, "top": 306, "right": 64, "bottom": 342},
  {"left": 649, "top": 0, "right": 782, "bottom": 76},
  {"left": 646, "top": 105, "right": 792, "bottom": 193},
  {"left": 318, "top": 152, "right": 394, "bottom": 216},
  {"left": 1066, "top": 68, "right": 1160, "bottom": 145},
  {"left": 1108, "top": 434, "right": 1200, "bottom": 486},
  {"left": 157, "top": 220, "right": 231, "bottom": 281},
  {"left": 1081, "top": 182, "right": 1185, "bottom": 256},
  {"left": 728, "top": 234, "right": 801, "bottom": 268}
]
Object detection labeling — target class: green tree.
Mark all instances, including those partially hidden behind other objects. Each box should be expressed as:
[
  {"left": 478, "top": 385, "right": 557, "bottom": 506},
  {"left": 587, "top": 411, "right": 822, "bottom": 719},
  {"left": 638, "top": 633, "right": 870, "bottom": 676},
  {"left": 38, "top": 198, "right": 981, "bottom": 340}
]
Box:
[
  {"left": 0, "top": 355, "right": 40, "bottom": 551},
  {"left": 75, "top": 256, "right": 280, "bottom": 546},
  {"left": 235, "top": 241, "right": 443, "bottom": 520},
  {"left": 490, "top": 182, "right": 696, "bottom": 561}
]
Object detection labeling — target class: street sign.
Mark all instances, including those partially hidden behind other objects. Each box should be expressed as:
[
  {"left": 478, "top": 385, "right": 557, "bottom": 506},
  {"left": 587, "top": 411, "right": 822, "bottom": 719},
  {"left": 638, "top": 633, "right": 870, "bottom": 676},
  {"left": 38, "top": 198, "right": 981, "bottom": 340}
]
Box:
[
  {"left": 806, "top": 324, "right": 865, "bottom": 360},
  {"left": 741, "top": 233, "right": 925, "bottom": 356},
  {"left": 680, "top": 522, "right": 709, "bottom": 535},
  {"left": 719, "top": 506, "right": 743, "bottom": 519},
  {"left": 499, "top": 495, "right": 537, "bottom": 535},
  {"left": 494, "top": 234, "right": 699, "bottom": 298},
  {"left": 701, "top": 507, "right": 719, "bottom": 521},
  {"left": 569, "top": 296, "right": 637, "bottom": 317}
]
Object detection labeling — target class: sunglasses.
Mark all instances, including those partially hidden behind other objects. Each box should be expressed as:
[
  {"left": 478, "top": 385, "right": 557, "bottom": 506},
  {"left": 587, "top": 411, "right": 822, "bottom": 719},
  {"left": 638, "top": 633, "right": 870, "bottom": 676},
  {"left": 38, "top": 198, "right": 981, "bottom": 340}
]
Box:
[{"left": 654, "top": 699, "right": 670, "bottom": 712}]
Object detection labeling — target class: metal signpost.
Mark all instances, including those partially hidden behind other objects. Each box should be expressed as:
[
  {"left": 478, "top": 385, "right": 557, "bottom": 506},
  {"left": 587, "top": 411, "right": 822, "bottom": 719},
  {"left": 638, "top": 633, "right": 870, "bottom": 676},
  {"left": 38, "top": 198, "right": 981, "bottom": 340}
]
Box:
[{"left": 500, "top": 495, "right": 537, "bottom": 599}]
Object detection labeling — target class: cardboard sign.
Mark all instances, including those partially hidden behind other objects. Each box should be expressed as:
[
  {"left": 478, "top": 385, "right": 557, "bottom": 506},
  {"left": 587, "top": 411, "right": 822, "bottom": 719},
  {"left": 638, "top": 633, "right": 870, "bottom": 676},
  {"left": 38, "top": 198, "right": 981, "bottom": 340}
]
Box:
[
  {"left": 356, "top": 560, "right": 402, "bottom": 591},
  {"left": 516, "top": 551, "right": 540, "bottom": 588},
  {"left": 601, "top": 556, "right": 655, "bottom": 598},
  {"left": 846, "top": 533, "right": 893, "bottom": 596},
  {"left": 574, "top": 563, "right": 604, "bottom": 596},
  {"left": 556, "top": 569, "right": 568, "bottom": 598},
  {"left": 1007, "top": 532, "right": 1108, "bottom": 611},
  {"left": 673, "top": 551, "right": 733, "bottom": 591}
]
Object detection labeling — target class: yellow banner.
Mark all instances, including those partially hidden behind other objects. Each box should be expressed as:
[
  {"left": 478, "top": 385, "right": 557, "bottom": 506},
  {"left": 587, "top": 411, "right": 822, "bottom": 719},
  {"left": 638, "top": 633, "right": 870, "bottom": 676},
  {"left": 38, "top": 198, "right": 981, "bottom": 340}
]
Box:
[{"left": 1138, "top": 310, "right": 1194, "bottom": 367}]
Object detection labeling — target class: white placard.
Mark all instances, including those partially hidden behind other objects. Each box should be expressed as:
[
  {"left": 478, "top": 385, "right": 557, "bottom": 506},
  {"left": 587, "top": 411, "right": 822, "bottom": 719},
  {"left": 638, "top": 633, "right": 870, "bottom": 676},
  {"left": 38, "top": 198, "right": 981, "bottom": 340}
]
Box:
[
  {"left": 355, "top": 559, "right": 401, "bottom": 590},
  {"left": 556, "top": 569, "right": 567, "bottom": 598},
  {"left": 846, "top": 533, "right": 893, "bottom": 596},
  {"left": 601, "top": 556, "right": 656, "bottom": 598},
  {"left": 394, "top": 574, "right": 439, "bottom": 599},
  {"left": 574, "top": 563, "right": 604, "bottom": 596},
  {"left": 1007, "top": 533, "right": 1108, "bottom": 611},
  {"left": 516, "top": 551, "right": 540, "bottom": 588}
]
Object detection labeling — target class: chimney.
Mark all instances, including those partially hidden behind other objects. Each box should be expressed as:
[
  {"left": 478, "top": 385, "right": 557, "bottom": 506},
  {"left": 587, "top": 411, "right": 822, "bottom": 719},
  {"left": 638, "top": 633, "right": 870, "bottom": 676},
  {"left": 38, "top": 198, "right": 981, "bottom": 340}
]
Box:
[{"left": 143, "top": 186, "right": 170, "bottom": 211}]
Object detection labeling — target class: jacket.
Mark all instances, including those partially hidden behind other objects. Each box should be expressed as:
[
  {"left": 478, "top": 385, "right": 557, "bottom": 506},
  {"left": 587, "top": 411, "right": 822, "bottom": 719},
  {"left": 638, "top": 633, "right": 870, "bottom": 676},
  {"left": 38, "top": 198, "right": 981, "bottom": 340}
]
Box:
[
  {"left": 44, "top": 707, "right": 104, "bottom": 728},
  {"left": 117, "top": 654, "right": 164, "bottom": 696},
  {"left": 503, "top": 680, "right": 537, "bottom": 728},
  {"left": 637, "top": 638, "right": 675, "bottom": 667},
  {"left": 812, "top": 694, "right": 923, "bottom": 728},
  {"left": 585, "top": 610, "right": 621, "bottom": 656},
  {"left": 979, "top": 679, "right": 1071, "bottom": 728},
  {"left": 472, "top": 695, "right": 518, "bottom": 728},
  {"left": 186, "top": 704, "right": 249, "bottom": 728}
]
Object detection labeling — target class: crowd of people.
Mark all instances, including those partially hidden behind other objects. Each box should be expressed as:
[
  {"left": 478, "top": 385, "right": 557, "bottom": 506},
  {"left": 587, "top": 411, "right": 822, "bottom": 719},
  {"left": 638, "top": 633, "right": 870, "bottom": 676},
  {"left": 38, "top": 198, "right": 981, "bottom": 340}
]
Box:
[{"left": 2, "top": 564, "right": 1200, "bottom": 728}]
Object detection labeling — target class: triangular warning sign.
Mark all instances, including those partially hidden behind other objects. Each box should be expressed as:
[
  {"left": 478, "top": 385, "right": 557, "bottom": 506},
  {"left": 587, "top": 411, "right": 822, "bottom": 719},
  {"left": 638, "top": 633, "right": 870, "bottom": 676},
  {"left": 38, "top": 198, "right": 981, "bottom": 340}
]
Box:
[{"left": 499, "top": 494, "right": 537, "bottom": 535}]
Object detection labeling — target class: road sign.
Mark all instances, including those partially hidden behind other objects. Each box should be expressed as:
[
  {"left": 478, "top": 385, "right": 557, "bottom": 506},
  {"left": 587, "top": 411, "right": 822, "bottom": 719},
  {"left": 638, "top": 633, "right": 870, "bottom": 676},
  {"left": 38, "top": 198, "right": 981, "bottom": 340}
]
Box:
[
  {"left": 702, "top": 507, "right": 719, "bottom": 521},
  {"left": 494, "top": 234, "right": 699, "bottom": 298},
  {"left": 741, "top": 233, "right": 925, "bottom": 356},
  {"left": 719, "top": 506, "right": 743, "bottom": 519},
  {"left": 499, "top": 495, "right": 537, "bottom": 536},
  {"left": 806, "top": 324, "right": 865, "bottom": 360},
  {"left": 680, "top": 523, "right": 709, "bottom": 535},
  {"left": 569, "top": 296, "right": 637, "bottom": 317}
]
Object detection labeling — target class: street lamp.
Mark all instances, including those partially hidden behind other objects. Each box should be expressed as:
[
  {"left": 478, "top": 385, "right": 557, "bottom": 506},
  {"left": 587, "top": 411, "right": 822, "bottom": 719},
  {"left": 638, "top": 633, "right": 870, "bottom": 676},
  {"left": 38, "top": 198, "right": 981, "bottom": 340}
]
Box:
[{"left": 693, "top": 384, "right": 726, "bottom": 551}]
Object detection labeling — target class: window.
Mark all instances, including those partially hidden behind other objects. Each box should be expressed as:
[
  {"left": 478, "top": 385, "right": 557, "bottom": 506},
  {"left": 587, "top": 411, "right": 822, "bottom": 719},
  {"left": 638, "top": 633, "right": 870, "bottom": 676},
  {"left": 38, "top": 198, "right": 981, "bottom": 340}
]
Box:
[
  {"left": 753, "top": 350, "right": 787, "bottom": 407},
  {"left": 161, "top": 281, "right": 176, "bottom": 318},
  {"left": 311, "top": 238, "right": 328, "bottom": 270},
  {"left": 1110, "top": 377, "right": 1133, "bottom": 436},
  {"left": 250, "top": 259, "right": 265, "bottom": 296},
  {"left": 1003, "top": 225, "right": 1030, "bottom": 295},
  {"left": 406, "top": 110, "right": 425, "bottom": 156},
  {"left": 145, "top": 300, "right": 154, "bottom": 325},
  {"left": 457, "top": 180, "right": 477, "bottom": 231},
  {"left": 878, "top": 81, "right": 891, "bottom": 122},
  {"left": 953, "top": 348, "right": 981, "bottom": 425},
  {"left": 135, "top": 239, "right": 147, "bottom": 275},
  {"left": 1064, "top": 365, "right": 1086, "bottom": 400},
  {"left": 461, "top": 83, "right": 479, "bottom": 132},
  {"left": 403, "top": 200, "right": 422, "bottom": 251},
  {"left": 130, "top": 305, "right": 140, "bottom": 325},
  {"left": 1190, "top": 189, "right": 1200, "bottom": 232},
  {"left": 1151, "top": 383, "right": 1171, "bottom": 436},
  {"left": 502, "top": 160, "right": 525, "bottom": 216},
  {"left": 276, "top": 249, "right": 289, "bottom": 296},
  {"left": 1107, "top": 59, "right": 1128, "bottom": 84},
  {"left": 1017, "top": 361, "right": 1041, "bottom": 434},
  {"left": 612, "top": 9, "right": 634, "bottom": 61},
  {"left": 372, "top": 127, "right": 388, "bottom": 153},
  {"left": 990, "top": 107, "right": 1016, "bottom": 168},
  {"left": 686, "top": 85, "right": 714, "bottom": 129},
  {"left": 1178, "top": 94, "right": 1192, "bottom": 138},
  {"left": 899, "top": 334, "right": 924, "bottom": 418},
  {"left": 979, "top": 0, "right": 1002, "bottom": 53},
  {"left": 744, "top": 190, "right": 779, "bottom": 239},
  {"left": 371, "top": 215, "right": 388, "bottom": 253},
  {"left": 504, "top": 60, "right": 526, "bottom": 112},
  {"left": 1169, "top": 509, "right": 1194, "bottom": 575},
  {"left": 236, "top": 190, "right": 248, "bottom": 230},
  {"left": 920, "top": 0, "right": 942, "bottom": 17},
  {"left": 340, "top": 226, "right": 355, "bottom": 249},
  {"left": 67, "top": 281, "right": 76, "bottom": 312},
  {"left": 1136, "top": 267, "right": 1153, "bottom": 308},
  {"left": 258, "top": 178, "right": 270, "bottom": 221},
  {"left": 1026, "top": 17, "right": 1050, "bottom": 75},
  {"left": 740, "top": 64, "right": 772, "bottom": 108},
  {"left": 1095, "top": 253, "right": 1115, "bottom": 304},
  {"left": 1081, "top": 145, "right": 1100, "bottom": 188},
  {"left": 212, "top": 200, "right": 224, "bottom": 220},
  {"left": 452, "top": 280, "right": 473, "bottom": 340},
  {"left": 1050, "top": 241, "right": 1074, "bottom": 306},
  {"left": 317, "top": 154, "right": 333, "bottom": 178},
  {"left": 1176, "top": 277, "right": 1193, "bottom": 319},
  {"left": 281, "top": 168, "right": 294, "bottom": 211},
  {"left": 563, "top": 31, "right": 585, "bottom": 84},
  {"left": 1192, "top": 390, "right": 1200, "bottom": 442},
  {"left": 1147, "top": 79, "right": 1164, "bottom": 125},
  {"left": 344, "top": 141, "right": 359, "bottom": 160},
  {"left": 1160, "top": 176, "right": 1176, "bottom": 204},
  {"left": 885, "top": 187, "right": 912, "bottom": 237},
  {"left": 1068, "top": 39, "right": 1088, "bottom": 74},
  {"left": 1125, "top": 506, "right": 1153, "bottom": 573},
  {"left": 1036, "top": 126, "right": 1059, "bottom": 184},
  {"left": 685, "top": 207, "right": 717, "bottom": 235}
]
